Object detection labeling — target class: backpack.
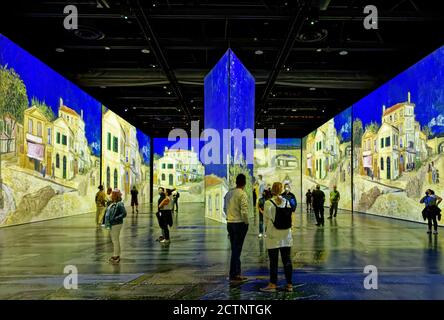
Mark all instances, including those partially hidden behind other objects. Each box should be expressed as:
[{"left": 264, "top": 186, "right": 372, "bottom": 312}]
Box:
[{"left": 269, "top": 199, "right": 292, "bottom": 230}]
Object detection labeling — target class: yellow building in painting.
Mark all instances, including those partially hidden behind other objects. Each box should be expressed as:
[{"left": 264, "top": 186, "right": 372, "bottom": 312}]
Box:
[
  {"left": 102, "top": 109, "right": 142, "bottom": 195},
  {"left": 307, "top": 118, "right": 340, "bottom": 180},
  {"left": 360, "top": 92, "right": 428, "bottom": 181},
  {"left": 52, "top": 116, "right": 75, "bottom": 180},
  {"left": 157, "top": 147, "right": 204, "bottom": 188},
  {"left": 20, "top": 106, "right": 53, "bottom": 176}
]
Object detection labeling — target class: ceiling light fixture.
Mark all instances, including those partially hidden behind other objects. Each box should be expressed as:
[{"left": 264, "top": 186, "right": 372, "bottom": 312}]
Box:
[
  {"left": 280, "top": 122, "right": 285, "bottom": 125},
  {"left": 309, "top": 87, "right": 316, "bottom": 91},
  {"left": 339, "top": 50, "right": 348, "bottom": 56},
  {"left": 292, "top": 109, "right": 297, "bottom": 112},
  {"left": 141, "top": 49, "right": 150, "bottom": 54},
  {"left": 55, "top": 48, "right": 64, "bottom": 53},
  {"left": 316, "top": 48, "right": 322, "bottom": 52},
  {"left": 100, "top": 86, "right": 106, "bottom": 89},
  {"left": 255, "top": 50, "right": 263, "bottom": 55},
  {"left": 104, "top": 46, "right": 111, "bottom": 50},
  {"left": 124, "top": 108, "right": 128, "bottom": 112}
]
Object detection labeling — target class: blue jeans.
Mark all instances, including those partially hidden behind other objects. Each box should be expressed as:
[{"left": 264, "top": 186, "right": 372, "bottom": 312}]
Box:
[{"left": 227, "top": 222, "right": 249, "bottom": 279}]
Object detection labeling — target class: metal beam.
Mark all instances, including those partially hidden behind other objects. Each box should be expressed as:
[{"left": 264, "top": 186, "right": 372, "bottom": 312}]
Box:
[
  {"left": 258, "top": 0, "right": 313, "bottom": 121},
  {"left": 131, "top": 0, "right": 191, "bottom": 121}
]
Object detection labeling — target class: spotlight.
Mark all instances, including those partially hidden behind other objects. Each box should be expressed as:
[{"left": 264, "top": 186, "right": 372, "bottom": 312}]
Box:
[
  {"left": 316, "top": 48, "right": 322, "bottom": 52},
  {"left": 141, "top": 49, "right": 150, "bottom": 54},
  {"left": 309, "top": 87, "right": 316, "bottom": 91},
  {"left": 100, "top": 86, "right": 107, "bottom": 89},
  {"left": 339, "top": 50, "right": 348, "bottom": 56},
  {"left": 163, "top": 86, "right": 167, "bottom": 89},
  {"left": 255, "top": 50, "right": 264, "bottom": 55},
  {"left": 286, "top": 67, "right": 290, "bottom": 71},
  {"left": 133, "top": 107, "right": 136, "bottom": 110},
  {"left": 292, "top": 109, "right": 297, "bottom": 112},
  {"left": 124, "top": 108, "right": 128, "bottom": 112},
  {"left": 280, "top": 122, "right": 285, "bottom": 125},
  {"left": 104, "top": 46, "right": 111, "bottom": 50},
  {"left": 55, "top": 48, "right": 65, "bottom": 53}
]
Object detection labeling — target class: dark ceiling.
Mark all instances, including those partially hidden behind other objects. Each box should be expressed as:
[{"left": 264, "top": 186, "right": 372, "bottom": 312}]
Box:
[{"left": 1, "top": 0, "right": 444, "bottom": 137}]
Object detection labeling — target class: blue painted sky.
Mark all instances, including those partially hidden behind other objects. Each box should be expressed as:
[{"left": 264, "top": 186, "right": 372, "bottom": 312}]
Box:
[
  {"left": 256, "top": 138, "right": 301, "bottom": 148},
  {"left": 334, "top": 107, "right": 352, "bottom": 142},
  {"left": 136, "top": 129, "right": 150, "bottom": 165},
  {"left": 154, "top": 138, "right": 204, "bottom": 156},
  {"left": 353, "top": 45, "right": 444, "bottom": 137},
  {"left": 0, "top": 34, "right": 102, "bottom": 156}
]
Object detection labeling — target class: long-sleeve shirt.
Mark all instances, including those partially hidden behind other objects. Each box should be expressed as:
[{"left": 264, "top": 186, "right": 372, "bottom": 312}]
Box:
[{"left": 224, "top": 188, "right": 249, "bottom": 224}]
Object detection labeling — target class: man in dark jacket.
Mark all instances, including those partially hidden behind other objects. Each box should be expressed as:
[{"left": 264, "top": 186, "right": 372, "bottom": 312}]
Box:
[{"left": 312, "top": 184, "right": 325, "bottom": 227}]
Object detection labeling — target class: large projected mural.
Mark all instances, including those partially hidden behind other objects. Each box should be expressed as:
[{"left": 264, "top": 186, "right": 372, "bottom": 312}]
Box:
[
  {"left": 102, "top": 108, "right": 151, "bottom": 206},
  {"left": 0, "top": 34, "right": 101, "bottom": 226},
  {"left": 153, "top": 138, "right": 204, "bottom": 203},
  {"left": 352, "top": 45, "right": 444, "bottom": 223},
  {"left": 204, "top": 49, "right": 255, "bottom": 223},
  {"left": 254, "top": 138, "right": 301, "bottom": 204},
  {"left": 302, "top": 108, "right": 352, "bottom": 211}
]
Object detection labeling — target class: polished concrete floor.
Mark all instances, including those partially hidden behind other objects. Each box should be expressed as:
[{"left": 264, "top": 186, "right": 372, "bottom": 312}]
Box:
[{"left": 0, "top": 203, "right": 443, "bottom": 300}]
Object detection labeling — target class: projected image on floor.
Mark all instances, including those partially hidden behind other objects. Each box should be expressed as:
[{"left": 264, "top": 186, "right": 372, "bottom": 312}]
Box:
[
  {"left": 0, "top": 34, "right": 102, "bottom": 227},
  {"left": 302, "top": 107, "right": 352, "bottom": 211},
  {"left": 352, "top": 45, "right": 444, "bottom": 223},
  {"left": 153, "top": 138, "right": 204, "bottom": 203}
]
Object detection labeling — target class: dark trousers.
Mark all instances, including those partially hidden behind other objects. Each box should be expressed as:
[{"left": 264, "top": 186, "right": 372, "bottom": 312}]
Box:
[
  {"left": 159, "top": 210, "right": 173, "bottom": 240},
  {"left": 428, "top": 214, "right": 438, "bottom": 231},
  {"left": 329, "top": 202, "right": 338, "bottom": 217},
  {"left": 268, "top": 247, "right": 293, "bottom": 285},
  {"left": 227, "top": 222, "right": 249, "bottom": 279},
  {"left": 259, "top": 213, "right": 264, "bottom": 234},
  {"left": 314, "top": 205, "right": 324, "bottom": 225},
  {"left": 174, "top": 199, "right": 178, "bottom": 212},
  {"left": 306, "top": 201, "right": 311, "bottom": 212}
]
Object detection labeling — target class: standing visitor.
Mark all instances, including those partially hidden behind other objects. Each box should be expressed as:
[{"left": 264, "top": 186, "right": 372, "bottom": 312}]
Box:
[
  {"left": 105, "top": 189, "right": 127, "bottom": 264},
  {"left": 224, "top": 174, "right": 249, "bottom": 282},
  {"left": 158, "top": 189, "right": 174, "bottom": 244},
  {"left": 172, "top": 189, "right": 180, "bottom": 212},
  {"left": 328, "top": 185, "right": 340, "bottom": 219},
  {"left": 258, "top": 175, "right": 266, "bottom": 195},
  {"left": 432, "top": 162, "right": 437, "bottom": 184},
  {"left": 95, "top": 185, "right": 107, "bottom": 227},
  {"left": 260, "top": 182, "right": 294, "bottom": 293},
  {"left": 312, "top": 185, "right": 325, "bottom": 227},
  {"left": 130, "top": 185, "right": 139, "bottom": 214},
  {"left": 156, "top": 187, "right": 166, "bottom": 241},
  {"left": 51, "top": 163, "right": 55, "bottom": 179},
  {"left": 281, "top": 183, "right": 297, "bottom": 213},
  {"left": 258, "top": 189, "right": 272, "bottom": 238},
  {"left": 305, "top": 189, "right": 312, "bottom": 213},
  {"left": 420, "top": 189, "right": 442, "bottom": 235}
]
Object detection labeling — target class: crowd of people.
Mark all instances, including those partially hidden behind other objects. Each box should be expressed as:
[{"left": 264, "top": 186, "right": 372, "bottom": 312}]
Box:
[{"left": 93, "top": 173, "right": 442, "bottom": 292}]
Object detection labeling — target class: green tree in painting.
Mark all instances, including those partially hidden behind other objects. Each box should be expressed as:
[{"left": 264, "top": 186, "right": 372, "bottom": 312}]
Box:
[
  {"left": 31, "top": 97, "right": 55, "bottom": 121},
  {"left": 0, "top": 66, "right": 28, "bottom": 150},
  {"left": 422, "top": 125, "right": 434, "bottom": 139},
  {"left": 365, "top": 121, "right": 380, "bottom": 134},
  {"left": 353, "top": 119, "right": 364, "bottom": 148}
]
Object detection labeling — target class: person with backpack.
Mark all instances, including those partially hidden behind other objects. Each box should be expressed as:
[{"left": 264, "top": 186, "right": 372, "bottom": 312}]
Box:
[
  {"left": 420, "top": 189, "right": 442, "bottom": 235},
  {"left": 260, "top": 182, "right": 294, "bottom": 293},
  {"left": 158, "top": 188, "right": 174, "bottom": 244}
]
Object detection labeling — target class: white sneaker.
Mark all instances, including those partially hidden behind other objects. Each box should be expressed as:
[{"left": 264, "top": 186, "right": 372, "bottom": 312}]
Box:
[
  {"left": 434, "top": 231, "right": 439, "bottom": 235},
  {"left": 258, "top": 233, "right": 263, "bottom": 238}
]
